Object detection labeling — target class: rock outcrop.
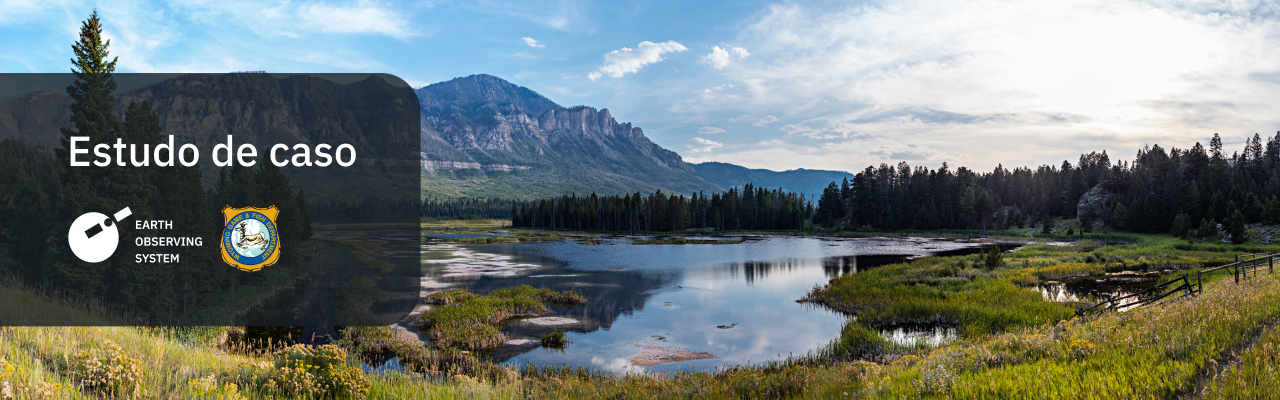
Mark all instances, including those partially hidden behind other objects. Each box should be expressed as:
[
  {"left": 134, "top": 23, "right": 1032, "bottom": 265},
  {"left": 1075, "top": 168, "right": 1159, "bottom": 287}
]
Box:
[{"left": 417, "top": 74, "right": 719, "bottom": 197}]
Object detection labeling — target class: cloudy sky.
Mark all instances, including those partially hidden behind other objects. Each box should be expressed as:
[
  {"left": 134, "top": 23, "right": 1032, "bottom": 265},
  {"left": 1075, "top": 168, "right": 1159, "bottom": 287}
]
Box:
[{"left": 3, "top": 0, "right": 1280, "bottom": 173}]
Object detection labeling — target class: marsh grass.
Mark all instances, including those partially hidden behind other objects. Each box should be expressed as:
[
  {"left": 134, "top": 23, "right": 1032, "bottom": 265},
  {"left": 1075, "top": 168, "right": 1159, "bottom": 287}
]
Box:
[
  {"left": 804, "top": 234, "right": 1274, "bottom": 367},
  {"left": 806, "top": 262, "right": 1076, "bottom": 338},
  {"left": 417, "top": 285, "right": 585, "bottom": 351},
  {"left": 423, "top": 288, "right": 477, "bottom": 306}
]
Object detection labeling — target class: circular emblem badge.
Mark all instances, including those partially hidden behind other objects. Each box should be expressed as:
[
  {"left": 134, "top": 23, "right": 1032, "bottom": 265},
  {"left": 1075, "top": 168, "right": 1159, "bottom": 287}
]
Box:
[{"left": 220, "top": 207, "right": 281, "bottom": 271}]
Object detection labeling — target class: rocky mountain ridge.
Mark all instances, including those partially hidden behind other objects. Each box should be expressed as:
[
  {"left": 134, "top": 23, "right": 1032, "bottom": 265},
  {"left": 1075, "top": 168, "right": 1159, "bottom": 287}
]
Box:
[{"left": 415, "top": 74, "right": 718, "bottom": 198}]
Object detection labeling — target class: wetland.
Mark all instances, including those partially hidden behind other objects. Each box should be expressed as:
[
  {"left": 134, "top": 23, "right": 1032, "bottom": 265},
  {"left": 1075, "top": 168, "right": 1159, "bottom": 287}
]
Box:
[{"left": 418, "top": 236, "right": 1033, "bottom": 372}]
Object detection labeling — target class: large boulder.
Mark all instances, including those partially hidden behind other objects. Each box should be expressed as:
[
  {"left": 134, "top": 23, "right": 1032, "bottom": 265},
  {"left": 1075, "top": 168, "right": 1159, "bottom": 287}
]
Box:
[{"left": 1077, "top": 184, "right": 1109, "bottom": 231}]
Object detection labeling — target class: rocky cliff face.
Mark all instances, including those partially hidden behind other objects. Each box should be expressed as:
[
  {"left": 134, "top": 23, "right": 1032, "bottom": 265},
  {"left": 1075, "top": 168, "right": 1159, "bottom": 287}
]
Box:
[
  {"left": 0, "top": 90, "right": 73, "bottom": 149},
  {"left": 120, "top": 73, "right": 420, "bottom": 163},
  {"left": 416, "top": 74, "right": 718, "bottom": 197}
]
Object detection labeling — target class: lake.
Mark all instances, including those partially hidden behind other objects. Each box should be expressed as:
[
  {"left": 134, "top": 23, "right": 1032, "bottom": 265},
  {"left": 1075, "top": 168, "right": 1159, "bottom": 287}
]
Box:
[{"left": 422, "top": 236, "right": 988, "bottom": 372}]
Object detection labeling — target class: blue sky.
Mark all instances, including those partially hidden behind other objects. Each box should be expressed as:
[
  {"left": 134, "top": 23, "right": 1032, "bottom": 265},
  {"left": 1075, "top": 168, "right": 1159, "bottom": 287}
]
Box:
[{"left": 4, "top": 0, "right": 1280, "bottom": 173}]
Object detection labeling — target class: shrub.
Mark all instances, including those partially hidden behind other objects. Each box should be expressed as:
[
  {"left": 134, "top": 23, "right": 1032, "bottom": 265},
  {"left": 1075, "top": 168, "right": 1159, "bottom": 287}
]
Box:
[
  {"left": 540, "top": 331, "right": 571, "bottom": 350},
  {"left": 65, "top": 340, "right": 141, "bottom": 398},
  {"left": 235, "top": 344, "right": 370, "bottom": 399},
  {"left": 984, "top": 245, "right": 1004, "bottom": 270}
]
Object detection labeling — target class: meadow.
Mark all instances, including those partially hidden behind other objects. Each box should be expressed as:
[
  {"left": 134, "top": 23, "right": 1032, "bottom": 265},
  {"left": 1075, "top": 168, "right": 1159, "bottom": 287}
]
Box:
[{"left": 1, "top": 231, "right": 1278, "bottom": 398}]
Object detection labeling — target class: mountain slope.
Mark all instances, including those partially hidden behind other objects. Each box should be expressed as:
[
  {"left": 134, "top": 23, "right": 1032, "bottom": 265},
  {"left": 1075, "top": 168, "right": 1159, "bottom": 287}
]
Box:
[
  {"left": 692, "top": 162, "right": 854, "bottom": 200},
  {"left": 416, "top": 74, "right": 721, "bottom": 199}
]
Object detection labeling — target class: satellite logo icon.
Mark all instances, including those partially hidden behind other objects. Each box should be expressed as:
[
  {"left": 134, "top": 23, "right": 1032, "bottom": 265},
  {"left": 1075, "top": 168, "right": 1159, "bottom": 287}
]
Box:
[{"left": 68, "top": 207, "right": 132, "bottom": 263}]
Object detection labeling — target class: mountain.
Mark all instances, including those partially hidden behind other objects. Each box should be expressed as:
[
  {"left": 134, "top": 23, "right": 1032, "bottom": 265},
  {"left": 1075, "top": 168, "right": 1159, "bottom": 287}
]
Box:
[
  {"left": 416, "top": 74, "right": 721, "bottom": 199},
  {"left": 691, "top": 161, "right": 855, "bottom": 201}
]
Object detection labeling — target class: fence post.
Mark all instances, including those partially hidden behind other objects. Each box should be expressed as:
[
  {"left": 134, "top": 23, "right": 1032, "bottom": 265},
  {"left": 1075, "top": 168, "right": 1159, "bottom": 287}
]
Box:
[{"left": 1235, "top": 263, "right": 1239, "bottom": 284}]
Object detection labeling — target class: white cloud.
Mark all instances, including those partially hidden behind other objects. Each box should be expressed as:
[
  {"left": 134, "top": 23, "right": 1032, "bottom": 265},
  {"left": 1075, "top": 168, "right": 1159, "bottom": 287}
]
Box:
[
  {"left": 704, "top": 46, "right": 749, "bottom": 69},
  {"left": 673, "top": 0, "right": 1280, "bottom": 171},
  {"left": 298, "top": 1, "right": 416, "bottom": 39},
  {"left": 751, "top": 115, "right": 778, "bottom": 127},
  {"left": 698, "top": 126, "right": 726, "bottom": 134},
  {"left": 780, "top": 117, "right": 862, "bottom": 140},
  {"left": 522, "top": 37, "right": 545, "bottom": 48},
  {"left": 686, "top": 137, "right": 723, "bottom": 153},
  {"left": 867, "top": 143, "right": 949, "bottom": 163},
  {"left": 588, "top": 40, "right": 687, "bottom": 80},
  {"left": 702, "top": 83, "right": 735, "bottom": 94}
]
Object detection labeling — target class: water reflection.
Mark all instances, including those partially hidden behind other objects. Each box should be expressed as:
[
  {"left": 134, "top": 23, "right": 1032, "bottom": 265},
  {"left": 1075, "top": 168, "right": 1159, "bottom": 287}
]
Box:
[
  {"left": 821, "top": 255, "right": 911, "bottom": 279},
  {"left": 422, "top": 237, "right": 986, "bottom": 372},
  {"left": 881, "top": 325, "right": 957, "bottom": 347},
  {"left": 1034, "top": 283, "right": 1085, "bottom": 303},
  {"left": 1037, "top": 272, "right": 1187, "bottom": 313}
]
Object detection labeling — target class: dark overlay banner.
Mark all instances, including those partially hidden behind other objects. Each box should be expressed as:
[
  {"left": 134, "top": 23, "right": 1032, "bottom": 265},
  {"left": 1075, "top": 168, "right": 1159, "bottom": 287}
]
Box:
[{"left": 0, "top": 73, "right": 422, "bottom": 326}]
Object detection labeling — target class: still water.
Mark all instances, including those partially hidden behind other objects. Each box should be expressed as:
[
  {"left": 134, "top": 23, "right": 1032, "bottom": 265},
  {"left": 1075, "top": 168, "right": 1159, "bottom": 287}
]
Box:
[{"left": 423, "top": 236, "right": 985, "bottom": 372}]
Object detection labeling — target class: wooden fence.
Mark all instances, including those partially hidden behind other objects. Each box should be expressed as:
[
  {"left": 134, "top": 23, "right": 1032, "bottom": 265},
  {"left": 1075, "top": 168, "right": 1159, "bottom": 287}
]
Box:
[{"left": 1077, "top": 252, "right": 1280, "bottom": 317}]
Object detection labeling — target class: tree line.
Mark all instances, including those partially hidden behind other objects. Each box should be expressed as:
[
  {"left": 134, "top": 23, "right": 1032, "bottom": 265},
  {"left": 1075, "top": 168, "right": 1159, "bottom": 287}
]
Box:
[
  {"left": 422, "top": 197, "right": 513, "bottom": 221},
  {"left": 812, "top": 133, "right": 1280, "bottom": 242},
  {"left": 510, "top": 184, "right": 814, "bottom": 232}
]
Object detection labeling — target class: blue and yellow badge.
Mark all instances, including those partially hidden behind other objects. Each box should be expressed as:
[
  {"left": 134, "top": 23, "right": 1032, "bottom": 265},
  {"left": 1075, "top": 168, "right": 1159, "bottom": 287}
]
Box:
[{"left": 221, "top": 206, "right": 281, "bottom": 272}]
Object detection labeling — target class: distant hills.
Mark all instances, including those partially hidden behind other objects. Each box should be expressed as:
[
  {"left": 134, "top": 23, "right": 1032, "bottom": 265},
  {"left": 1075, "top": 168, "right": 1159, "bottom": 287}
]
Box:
[{"left": 691, "top": 162, "right": 854, "bottom": 201}]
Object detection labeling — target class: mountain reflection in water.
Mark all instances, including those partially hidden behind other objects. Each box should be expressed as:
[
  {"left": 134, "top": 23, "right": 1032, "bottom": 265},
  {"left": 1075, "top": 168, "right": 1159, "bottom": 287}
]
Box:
[{"left": 425, "top": 237, "right": 983, "bottom": 372}]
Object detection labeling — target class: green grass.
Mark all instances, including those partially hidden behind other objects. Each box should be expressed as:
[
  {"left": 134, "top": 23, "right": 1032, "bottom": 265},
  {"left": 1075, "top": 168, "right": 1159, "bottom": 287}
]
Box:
[
  {"left": 881, "top": 274, "right": 1280, "bottom": 398},
  {"left": 1199, "top": 318, "right": 1280, "bottom": 398},
  {"left": 417, "top": 285, "right": 586, "bottom": 351},
  {"left": 807, "top": 270, "right": 1075, "bottom": 340}
]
